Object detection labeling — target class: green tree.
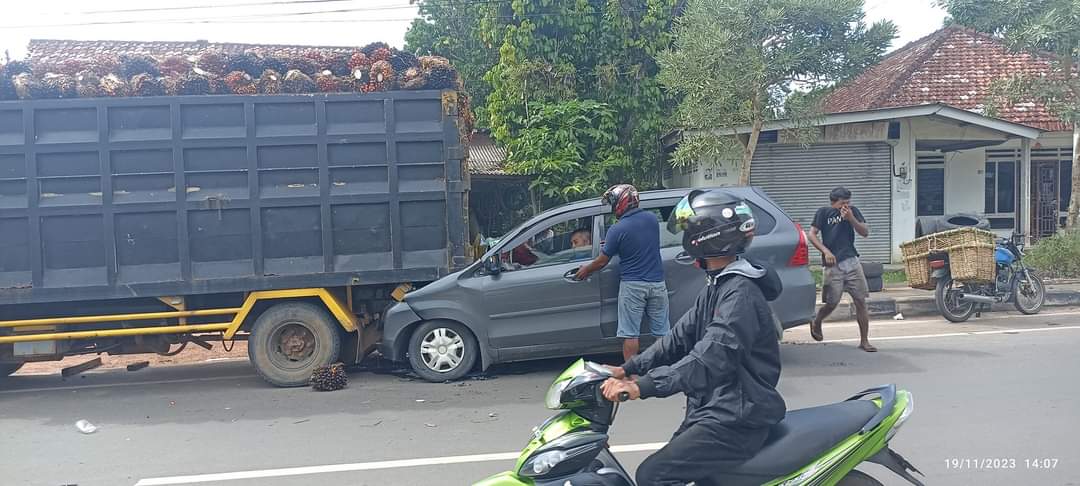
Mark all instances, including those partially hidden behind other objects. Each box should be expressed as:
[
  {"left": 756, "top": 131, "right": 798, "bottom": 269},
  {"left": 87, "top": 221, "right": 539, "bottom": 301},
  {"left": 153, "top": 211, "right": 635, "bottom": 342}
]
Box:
[
  {"left": 405, "top": 0, "right": 498, "bottom": 126},
  {"left": 482, "top": 0, "right": 681, "bottom": 206},
  {"left": 659, "top": 0, "right": 895, "bottom": 184},
  {"left": 940, "top": 0, "right": 1080, "bottom": 228}
]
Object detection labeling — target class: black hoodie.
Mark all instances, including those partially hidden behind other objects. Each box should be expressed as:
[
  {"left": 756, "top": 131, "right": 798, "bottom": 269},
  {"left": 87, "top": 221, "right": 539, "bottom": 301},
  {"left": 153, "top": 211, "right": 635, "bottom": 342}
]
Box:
[{"left": 622, "top": 259, "right": 786, "bottom": 429}]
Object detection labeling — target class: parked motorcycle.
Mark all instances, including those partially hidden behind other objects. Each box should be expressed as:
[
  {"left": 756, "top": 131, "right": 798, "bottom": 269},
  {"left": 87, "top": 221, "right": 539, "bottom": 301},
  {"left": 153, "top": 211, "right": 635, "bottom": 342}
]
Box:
[
  {"left": 931, "top": 233, "right": 1046, "bottom": 323},
  {"left": 474, "top": 359, "right": 923, "bottom": 486}
]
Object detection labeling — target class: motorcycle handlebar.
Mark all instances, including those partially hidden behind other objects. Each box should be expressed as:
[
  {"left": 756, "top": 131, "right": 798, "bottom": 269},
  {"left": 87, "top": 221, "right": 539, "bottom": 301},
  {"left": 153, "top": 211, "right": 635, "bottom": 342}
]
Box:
[{"left": 617, "top": 391, "right": 630, "bottom": 402}]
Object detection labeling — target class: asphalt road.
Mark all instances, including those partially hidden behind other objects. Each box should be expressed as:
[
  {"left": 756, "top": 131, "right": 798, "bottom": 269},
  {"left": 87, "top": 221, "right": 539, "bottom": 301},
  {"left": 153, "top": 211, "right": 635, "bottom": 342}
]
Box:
[{"left": 2, "top": 309, "right": 1080, "bottom": 486}]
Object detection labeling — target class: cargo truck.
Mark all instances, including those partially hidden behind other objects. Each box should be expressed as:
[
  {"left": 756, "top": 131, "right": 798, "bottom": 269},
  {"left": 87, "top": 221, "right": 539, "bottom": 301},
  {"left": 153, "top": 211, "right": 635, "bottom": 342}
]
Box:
[{"left": 0, "top": 90, "right": 470, "bottom": 386}]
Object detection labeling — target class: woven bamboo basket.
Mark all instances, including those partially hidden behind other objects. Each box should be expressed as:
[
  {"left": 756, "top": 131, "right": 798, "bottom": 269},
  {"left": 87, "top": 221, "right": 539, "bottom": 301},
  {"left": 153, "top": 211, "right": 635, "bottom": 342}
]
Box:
[
  {"left": 947, "top": 243, "right": 995, "bottom": 283},
  {"left": 900, "top": 237, "right": 932, "bottom": 260},
  {"left": 934, "top": 227, "right": 994, "bottom": 250},
  {"left": 902, "top": 253, "right": 935, "bottom": 290}
]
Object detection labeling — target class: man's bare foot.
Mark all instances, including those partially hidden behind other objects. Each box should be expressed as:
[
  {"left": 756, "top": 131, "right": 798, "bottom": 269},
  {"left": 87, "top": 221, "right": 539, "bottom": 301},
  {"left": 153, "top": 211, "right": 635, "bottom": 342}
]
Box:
[
  {"left": 859, "top": 342, "right": 878, "bottom": 353},
  {"left": 810, "top": 319, "right": 823, "bottom": 341}
]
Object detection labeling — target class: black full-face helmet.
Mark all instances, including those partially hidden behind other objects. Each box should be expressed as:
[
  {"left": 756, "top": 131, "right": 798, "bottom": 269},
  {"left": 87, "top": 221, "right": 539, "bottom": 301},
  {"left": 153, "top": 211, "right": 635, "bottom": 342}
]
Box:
[{"left": 667, "top": 189, "right": 756, "bottom": 259}]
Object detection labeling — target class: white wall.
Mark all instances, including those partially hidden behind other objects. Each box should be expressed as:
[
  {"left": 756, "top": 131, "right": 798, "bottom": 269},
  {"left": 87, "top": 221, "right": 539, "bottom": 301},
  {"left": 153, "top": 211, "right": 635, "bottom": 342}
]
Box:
[
  {"left": 941, "top": 149, "right": 986, "bottom": 214},
  {"left": 891, "top": 119, "right": 917, "bottom": 263}
]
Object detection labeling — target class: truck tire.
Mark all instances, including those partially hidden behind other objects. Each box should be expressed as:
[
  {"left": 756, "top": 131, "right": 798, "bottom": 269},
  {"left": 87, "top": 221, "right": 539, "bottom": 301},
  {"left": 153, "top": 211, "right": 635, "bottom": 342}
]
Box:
[
  {"left": 940, "top": 213, "right": 990, "bottom": 231},
  {"left": 1, "top": 363, "right": 23, "bottom": 377},
  {"left": 248, "top": 302, "right": 342, "bottom": 387},
  {"left": 408, "top": 320, "right": 478, "bottom": 382}
]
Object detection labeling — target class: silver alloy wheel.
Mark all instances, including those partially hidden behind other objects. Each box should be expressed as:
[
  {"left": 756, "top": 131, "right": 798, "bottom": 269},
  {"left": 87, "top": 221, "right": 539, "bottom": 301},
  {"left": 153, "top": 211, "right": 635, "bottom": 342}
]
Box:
[{"left": 419, "top": 327, "right": 465, "bottom": 373}]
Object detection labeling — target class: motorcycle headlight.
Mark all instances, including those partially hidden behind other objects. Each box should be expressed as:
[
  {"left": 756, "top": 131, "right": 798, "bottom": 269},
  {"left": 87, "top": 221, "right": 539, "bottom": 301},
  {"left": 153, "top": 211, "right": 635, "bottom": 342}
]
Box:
[
  {"left": 545, "top": 378, "right": 571, "bottom": 409},
  {"left": 522, "top": 450, "right": 567, "bottom": 477},
  {"left": 518, "top": 437, "right": 605, "bottom": 479}
]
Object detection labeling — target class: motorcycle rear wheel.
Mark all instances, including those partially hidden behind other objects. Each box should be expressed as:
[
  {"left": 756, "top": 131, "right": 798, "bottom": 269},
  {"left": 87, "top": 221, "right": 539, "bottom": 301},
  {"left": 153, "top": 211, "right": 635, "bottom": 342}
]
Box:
[
  {"left": 837, "top": 469, "right": 884, "bottom": 485},
  {"left": 935, "top": 276, "right": 976, "bottom": 323},
  {"left": 1013, "top": 272, "right": 1045, "bottom": 315}
]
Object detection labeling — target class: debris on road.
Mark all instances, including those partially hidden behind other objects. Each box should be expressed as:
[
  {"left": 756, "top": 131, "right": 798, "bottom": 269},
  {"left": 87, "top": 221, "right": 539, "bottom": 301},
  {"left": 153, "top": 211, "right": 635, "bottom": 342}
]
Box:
[
  {"left": 126, "top": 361, "right": 150, "bottom": 372},
  {"left": 415, "top": 399, "right": 426, "bottom": 403},
  {"left": 424, "top": 423, "right": 437, "bottom": 428},
  {"left": 293, "top": 419, "right": 310, "bottom": 425},
  {"left": 62, "top": 358, "right": 102, "bottom": 378},
  {"left": 893, "top": 313, "right": 905, "bottom": 320},
  {"left": 75, "top": 419, "right": 98, "bottom": 434},
  {"left": 310, "top": 362, "right": 348, "bottom": 391}
]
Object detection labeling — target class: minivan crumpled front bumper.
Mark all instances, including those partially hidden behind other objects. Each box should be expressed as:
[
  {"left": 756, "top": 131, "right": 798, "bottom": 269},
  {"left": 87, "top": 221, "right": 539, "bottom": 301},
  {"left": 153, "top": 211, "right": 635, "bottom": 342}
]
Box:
[{"left": 377, "top": 301, "right": 424, "bottom": 361}]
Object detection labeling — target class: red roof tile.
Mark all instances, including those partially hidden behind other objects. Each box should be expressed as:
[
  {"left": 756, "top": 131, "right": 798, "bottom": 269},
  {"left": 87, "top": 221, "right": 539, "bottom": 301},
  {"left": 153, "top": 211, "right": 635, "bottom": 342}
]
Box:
[{"left": 824, "top": 26, "right": 1068, "bottom": 132}]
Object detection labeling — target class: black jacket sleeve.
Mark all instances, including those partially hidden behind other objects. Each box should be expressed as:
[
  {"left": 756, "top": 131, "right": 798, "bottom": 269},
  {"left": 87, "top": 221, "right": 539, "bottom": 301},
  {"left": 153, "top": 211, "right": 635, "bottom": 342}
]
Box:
[
  {"left": 622, "top": 308, "right": 692, "bottom": 377},
  {"left": 636, "top": 287, "right": 755, "bottom": 399}
]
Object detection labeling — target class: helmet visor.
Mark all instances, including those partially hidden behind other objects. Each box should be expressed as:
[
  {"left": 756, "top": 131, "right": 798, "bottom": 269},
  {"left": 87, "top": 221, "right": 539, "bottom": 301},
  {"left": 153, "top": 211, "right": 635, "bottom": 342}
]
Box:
[{"left": 667, "top": 195, "right": 695, "bottom": 235}]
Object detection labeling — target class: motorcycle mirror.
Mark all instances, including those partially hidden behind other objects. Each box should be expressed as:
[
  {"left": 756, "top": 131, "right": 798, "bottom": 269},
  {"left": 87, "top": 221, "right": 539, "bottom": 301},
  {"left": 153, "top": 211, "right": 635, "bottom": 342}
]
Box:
[{"left": 675, "top": 251, "right": 695, "bottom": 265}]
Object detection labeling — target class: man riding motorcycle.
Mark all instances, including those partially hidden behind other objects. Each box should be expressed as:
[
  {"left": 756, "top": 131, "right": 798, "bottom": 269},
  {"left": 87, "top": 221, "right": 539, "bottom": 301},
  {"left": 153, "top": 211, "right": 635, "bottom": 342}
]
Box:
[{"left": 600, "top": 189, "right": 787, "bottom": 485}]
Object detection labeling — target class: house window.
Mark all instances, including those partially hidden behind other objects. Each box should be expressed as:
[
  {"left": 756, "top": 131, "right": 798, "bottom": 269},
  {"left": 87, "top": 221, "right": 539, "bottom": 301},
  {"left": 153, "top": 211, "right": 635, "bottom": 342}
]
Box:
[
  {"left": 984, "top": 153, "right": 1017, "bottom": 215},
  {"left": 917, "top": 155, "right": 944, "bottom": 216}
]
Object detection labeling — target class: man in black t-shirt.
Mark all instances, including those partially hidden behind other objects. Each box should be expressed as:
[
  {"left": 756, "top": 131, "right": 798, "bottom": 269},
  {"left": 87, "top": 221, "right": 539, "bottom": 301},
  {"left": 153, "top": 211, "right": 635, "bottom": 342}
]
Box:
[{"left": 806, "top": 187, "right": 876, "bottom": 352}]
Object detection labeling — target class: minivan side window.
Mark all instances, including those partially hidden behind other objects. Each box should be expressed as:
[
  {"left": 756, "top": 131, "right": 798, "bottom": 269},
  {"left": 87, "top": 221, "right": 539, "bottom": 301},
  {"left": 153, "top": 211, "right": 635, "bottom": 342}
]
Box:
[
  {"left": 599, "top": 200, "right": 777, "bottom": 248},
  {"left": 496, "top": 216, "right": 594, "bottom": 271}
]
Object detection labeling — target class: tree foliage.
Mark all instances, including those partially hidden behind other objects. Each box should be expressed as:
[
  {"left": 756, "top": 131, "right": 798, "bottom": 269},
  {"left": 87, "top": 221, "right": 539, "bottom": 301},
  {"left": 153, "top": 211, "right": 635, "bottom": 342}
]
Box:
[
  {"left": 940, "top": 0, "right": 1080, "bottom": 228},
  {"left": 659, "top": 0, "right": 895, "bottom": 184},
  {"left": 405, "top": 0, "right": 499, "bottom": 126},
  {"left": 481, "top": 0, "right": 680, "bottom": 205}
]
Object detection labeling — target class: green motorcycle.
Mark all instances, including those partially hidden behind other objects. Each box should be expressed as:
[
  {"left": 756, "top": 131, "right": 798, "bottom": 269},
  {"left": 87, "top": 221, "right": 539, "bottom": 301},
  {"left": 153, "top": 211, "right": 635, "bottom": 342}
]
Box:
[{"left": 474, "top": 360, "right": 923, "bottom": 486}]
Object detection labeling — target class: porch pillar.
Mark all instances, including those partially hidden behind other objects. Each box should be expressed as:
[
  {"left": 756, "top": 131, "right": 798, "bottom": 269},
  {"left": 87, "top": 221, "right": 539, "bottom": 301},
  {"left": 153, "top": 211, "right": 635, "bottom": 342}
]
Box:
[{"left": 1020, "top": 138, "right": 1032, "bottom": 239}]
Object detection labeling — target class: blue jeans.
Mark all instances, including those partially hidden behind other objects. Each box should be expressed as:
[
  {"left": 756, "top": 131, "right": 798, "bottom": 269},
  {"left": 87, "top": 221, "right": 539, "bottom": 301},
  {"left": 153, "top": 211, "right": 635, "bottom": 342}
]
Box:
[{"left": 617, "top": 281, "right": 670, "bottom": 338}]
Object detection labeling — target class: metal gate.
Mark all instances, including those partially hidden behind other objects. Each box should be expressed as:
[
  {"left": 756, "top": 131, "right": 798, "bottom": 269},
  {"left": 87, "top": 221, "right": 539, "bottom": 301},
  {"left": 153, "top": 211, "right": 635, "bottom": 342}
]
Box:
[
  {"left": 749, "top": 143, "right": 894, "bottom": 263},
  {"left": 1034, "top": 161, "right": 1060, "bottom": 238}
]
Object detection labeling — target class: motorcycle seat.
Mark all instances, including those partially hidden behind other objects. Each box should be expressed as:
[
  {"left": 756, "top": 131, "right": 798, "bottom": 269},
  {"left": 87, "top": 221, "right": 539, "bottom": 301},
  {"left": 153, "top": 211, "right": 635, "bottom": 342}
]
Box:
[{"left": 710, "top": 400, "right": 880, "bottom": 485}]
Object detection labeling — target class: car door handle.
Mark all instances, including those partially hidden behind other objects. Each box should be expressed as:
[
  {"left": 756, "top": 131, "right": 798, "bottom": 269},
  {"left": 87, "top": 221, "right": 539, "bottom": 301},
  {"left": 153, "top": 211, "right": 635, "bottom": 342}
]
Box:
[{"left": 564, "top": 268, "right": 586, "bottom": 282}]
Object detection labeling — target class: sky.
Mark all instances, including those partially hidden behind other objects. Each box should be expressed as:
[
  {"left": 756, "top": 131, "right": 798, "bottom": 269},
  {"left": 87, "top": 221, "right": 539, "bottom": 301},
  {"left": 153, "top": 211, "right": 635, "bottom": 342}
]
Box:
[{"left": 1, "top": 0, "right": 948, "bottom": 60}]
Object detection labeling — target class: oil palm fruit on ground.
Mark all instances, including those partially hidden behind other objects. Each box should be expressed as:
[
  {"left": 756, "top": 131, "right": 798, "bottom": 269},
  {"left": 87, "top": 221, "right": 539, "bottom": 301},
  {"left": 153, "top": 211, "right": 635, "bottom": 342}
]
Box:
[
  {"left": 100, "top": 74, "right": 129, "bottom": 97},
  {"left": 159, "top": 56, "right": 193, "bottom": 77},
  {"left": 310, "top": 362, "right": 347, "bottom": 391},
  {"left": 224, "top": 71, "right": 258, "bottom": 95},
  {"left": 226, "top": 52, "right": 263, "bottom": 77},
  {"left": 283, "top": 69, "right": 315, "bottom": 94},
  {"left": 257, "top": 69, "right": 283, "bottom": 94},
  {"left": 369, "top": 60, "right": 395, "bottom": 91},
  {"left": 75, "top": 71, "right": 102, "bottom": 98},
  {"left": 195, "top": 50, "right": 229, "bottom": 77},
  {"left": 388, "top": 49, "right": 418, "bottom": 72},
  {"left": 119, "top": 55, "right": 161, "bottom": 78},
  {"left": 43, "top": 73, "right": 78, "bottom": 98},
  {"left": 130, "top": 73, "right": 165, "bottom": 97}
]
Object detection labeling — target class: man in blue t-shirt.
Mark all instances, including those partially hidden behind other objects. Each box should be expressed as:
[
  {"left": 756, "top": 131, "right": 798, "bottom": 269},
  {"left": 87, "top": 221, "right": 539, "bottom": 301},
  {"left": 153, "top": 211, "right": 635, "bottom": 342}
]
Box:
[{"left": 576, "top": 184, "right": 669, "bottom": 361}]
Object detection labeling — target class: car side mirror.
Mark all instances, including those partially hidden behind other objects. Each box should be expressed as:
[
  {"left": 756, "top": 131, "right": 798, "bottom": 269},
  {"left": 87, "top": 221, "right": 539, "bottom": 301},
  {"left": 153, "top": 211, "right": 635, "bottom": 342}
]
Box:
[
  {"left": 675, "top": 251, "right": 695, "bottom": 265},
  {"left": 485, "top": 254, "right": 502, "bottom": 275}
]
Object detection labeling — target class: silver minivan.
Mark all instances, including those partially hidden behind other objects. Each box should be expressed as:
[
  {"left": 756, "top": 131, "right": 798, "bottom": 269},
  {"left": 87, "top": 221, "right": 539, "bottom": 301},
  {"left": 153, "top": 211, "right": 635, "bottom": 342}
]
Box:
[{"left": 380, "top": 187, "right": 815, "bottom": 382}]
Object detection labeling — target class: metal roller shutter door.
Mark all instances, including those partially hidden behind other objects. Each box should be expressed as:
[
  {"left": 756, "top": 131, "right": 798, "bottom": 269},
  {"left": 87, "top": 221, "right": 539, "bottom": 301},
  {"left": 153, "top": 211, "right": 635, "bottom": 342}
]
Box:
[{"left": 749, "top": 143, "right": 893, "bottom": 263}]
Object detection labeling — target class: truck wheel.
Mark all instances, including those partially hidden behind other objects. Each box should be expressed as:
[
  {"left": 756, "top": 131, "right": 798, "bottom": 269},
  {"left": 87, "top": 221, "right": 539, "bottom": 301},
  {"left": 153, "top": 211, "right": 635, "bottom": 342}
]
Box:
[
  {"left": 1, "top": 363, "right": 23, "bottom": 377},
  {"left": 248, "top": 302, "right": 341, "bottom": 387},
  {"left": 407, "top": 321, "right": 478, "bottom": 382}
]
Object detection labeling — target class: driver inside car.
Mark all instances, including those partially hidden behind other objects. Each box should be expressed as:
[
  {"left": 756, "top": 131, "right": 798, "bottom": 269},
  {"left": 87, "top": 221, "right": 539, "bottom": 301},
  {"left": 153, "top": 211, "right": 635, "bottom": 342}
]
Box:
[{"left": 599, "top": 189, "right": 787, "bottom": 486}]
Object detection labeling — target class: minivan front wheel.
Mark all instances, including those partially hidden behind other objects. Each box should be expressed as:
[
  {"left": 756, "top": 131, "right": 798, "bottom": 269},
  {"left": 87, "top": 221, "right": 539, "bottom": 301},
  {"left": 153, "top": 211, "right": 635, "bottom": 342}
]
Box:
[{"left": 408, "top": 321, "right": 478, "bottom": 382}]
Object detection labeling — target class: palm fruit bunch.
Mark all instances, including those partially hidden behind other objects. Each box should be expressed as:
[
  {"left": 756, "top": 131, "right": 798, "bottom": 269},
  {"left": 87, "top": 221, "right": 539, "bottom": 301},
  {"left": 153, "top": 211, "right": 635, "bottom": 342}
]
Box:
[
  {"left": 12, "top": 73, "right": 33, "bottom": 99},
  {"left": 119, "top": 54, "right": 161, "bottom": 78},
  {"left": 159, "top": 56, "right": 193, "bottom": 77},
  {"left": 326, "top": 52, "right": 351, "bottom": 76},
  {"left": 401, "top": 67, "right": 426, "bottom": 90},
  {"left": 130, "top": 73, "right": 165, "bottom": 97},
  {"left": 176, "top": 73, "right": 212, "bottom": 95},
  {"left": 195, "top": 50, "right": 229, "bottom": 77},
  {"left": 359, "top": 82, "right": 378, "bottom": 93},
  {"left": 29, "top": 59, "right": 59, "bottom": 76},
  {"left": 419, "top": 56, "right": 459, "bottom": 90},
  {"left": 3, "top": 60, "right": 32, "bottom": 77},
  {"left": 362, "top": 42, "right": 392, "bottom": 61},
  {"left": 257, "top": 69, "right": 283, "bottom": 94},
  {"left": 285, "top": 54, "right": 320, "bottom": 76},
  {"left": 75, "top": 71, "right": 102, "bottom": 98},
  {"left": 348, "top": 52, "right": 369, "bottom": 71},
  {"left": 226, "top": 51, "right": 263, "bottom": 78},
  {"left": 301, "top": 49, "right": 327, "bottom": 67},
  {"left": 283, "top": 69, "right": 315, "bottom": 94},
  {"left": 100, "top": 74, "right": 129, "bottom": 97},
  {"left": 314, "top": 72, "right": 340, "bottom": 93},
  {"left": 388, "top": 49, "right": 419, "bottom": 73},
  {"left": 87, "top": 54, "right": 119, "bottom": 77},
  {"left": 310, "top": 362, "right": 347, "bottom": 391},
  {"left": 369, "top": 61, "right": 395, "bottom": 91},
  {"left": 43, "top": 73, "right": 78, "bottom": 98},
  {"left": 28, "top": 75, "right": 60, "bottom": 99},
  {"left": 0, "top": 63, "right": 16, "bottom": 100},
  {"left": 224, "top": 71, "right": 257, "bottom": 95},
  {"left": 57, "top": 59, "right": 88, "bottom": 76},
  {"left": 261, "top": 53, "right": 289, "bottom": 75}
]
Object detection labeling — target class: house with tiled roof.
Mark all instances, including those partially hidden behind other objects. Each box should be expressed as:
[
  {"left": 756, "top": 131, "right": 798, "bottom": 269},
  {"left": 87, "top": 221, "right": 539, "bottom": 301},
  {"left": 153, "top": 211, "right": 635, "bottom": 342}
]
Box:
[{"left": 664, "top": 26, "right": 1074, "bottom": 263}]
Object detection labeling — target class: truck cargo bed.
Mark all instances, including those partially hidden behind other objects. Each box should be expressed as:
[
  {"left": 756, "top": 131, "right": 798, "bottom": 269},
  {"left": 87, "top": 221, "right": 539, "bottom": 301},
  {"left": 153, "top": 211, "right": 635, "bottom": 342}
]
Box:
[{"left": 0, "top": 91, "right": 468, "bottom": 305}]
